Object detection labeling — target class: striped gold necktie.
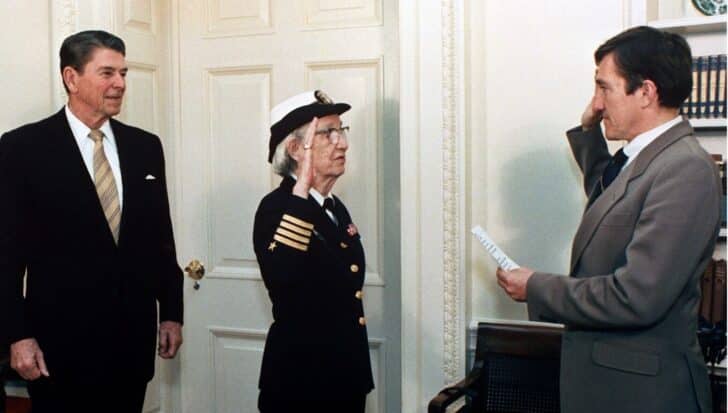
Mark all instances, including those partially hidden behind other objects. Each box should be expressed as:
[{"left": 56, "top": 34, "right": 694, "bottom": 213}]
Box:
[{"left": 88, "top": 129, "right": 121, "bottom": 243}]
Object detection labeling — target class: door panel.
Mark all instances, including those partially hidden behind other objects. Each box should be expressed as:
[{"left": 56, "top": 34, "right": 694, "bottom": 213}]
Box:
[
  {"left": 111, "top": 1, "right": 170, "bottom": 412},
  {"left": 176, "top": 1, "right": 397, "bottom": 412},
  {"left": 205, "top": 67, "right": 272, "bottom": 274},
  {"left": 306, "top": 59, "right": 383, "bottom": 282}
]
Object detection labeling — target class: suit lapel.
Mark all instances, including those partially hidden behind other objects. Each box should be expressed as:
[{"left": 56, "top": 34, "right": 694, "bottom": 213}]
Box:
[
  {"left": 569, "top": 162, "right": 633, "bottom": 272},
  {"left": 47, "top": 110, "right": 98, "bottom": 194},
  {"left": 569, "top": 120, "right": 694, "bottom": 273},
  {"left": 44, "top": 109, "right": 119, "bottom": 248}
]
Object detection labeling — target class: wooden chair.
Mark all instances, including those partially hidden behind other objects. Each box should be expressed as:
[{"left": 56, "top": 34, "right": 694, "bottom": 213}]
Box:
[{"left": 429, "top": 322, "right": 562, "bottom": 413}]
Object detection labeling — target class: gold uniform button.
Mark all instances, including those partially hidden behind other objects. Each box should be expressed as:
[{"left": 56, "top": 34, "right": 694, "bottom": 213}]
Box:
[
  {"left": 358, "top": 316, "right": 366, "bottom": 326},
  {"left": 350, "top": 264, "right": 359, "bottom": 273},
  {"left": 355, "top": 290, "right": 363, "bottom": 300},
  {"left": 340, "top": 242, "right": 348, "bottom": 249}
]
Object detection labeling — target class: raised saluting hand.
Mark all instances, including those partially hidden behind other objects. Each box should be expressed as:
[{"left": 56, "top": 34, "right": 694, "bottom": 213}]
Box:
[{"left": 292, "top": 117, "right": 318, "bottom": 199}]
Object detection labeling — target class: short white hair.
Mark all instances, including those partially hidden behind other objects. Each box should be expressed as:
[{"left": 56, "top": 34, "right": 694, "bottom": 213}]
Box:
[{"left": 271, "top": 123, "right": 308, "bottom": 176}]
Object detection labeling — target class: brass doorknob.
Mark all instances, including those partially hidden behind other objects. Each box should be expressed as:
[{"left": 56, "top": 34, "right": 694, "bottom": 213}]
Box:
[{"left": 185, "top": 259, "right": 205, "bottom": 290}]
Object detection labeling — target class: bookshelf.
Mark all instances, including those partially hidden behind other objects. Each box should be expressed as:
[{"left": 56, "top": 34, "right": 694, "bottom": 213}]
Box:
[
  {"left": 640, "top": 6, "right": 728, "bottom": 390},
  {"left": 648, "top": 15, "right": 726, "bottom": 33},
  {"left": 690, "top": 118, "right": 727, "bottom": 129},
  {"left": 637, "top": 4, "right": 727, "bottom": 262}
]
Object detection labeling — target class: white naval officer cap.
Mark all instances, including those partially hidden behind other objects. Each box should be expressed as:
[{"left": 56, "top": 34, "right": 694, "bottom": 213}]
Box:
[{"left": 268, "top": 90, "right": 350, "bottom": 162}]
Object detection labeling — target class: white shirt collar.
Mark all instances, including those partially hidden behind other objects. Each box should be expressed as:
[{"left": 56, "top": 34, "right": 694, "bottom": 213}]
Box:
[
  {"left": 65, "top": 105, "right": 117, "bottom": 150},
  {"left": 308, "top": 187, "right": 330, "bottom": 207},
  {"left": 622, "top": 115, "right": 683, "bottom": 167},
  {"left": 288, "top": 174, "right": 333, "bottom": 207}
]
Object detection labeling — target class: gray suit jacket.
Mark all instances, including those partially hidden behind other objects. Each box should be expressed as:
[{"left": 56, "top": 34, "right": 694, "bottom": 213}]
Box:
[{"left": 527, "top": 120, "right": 720, "bottom": 413}]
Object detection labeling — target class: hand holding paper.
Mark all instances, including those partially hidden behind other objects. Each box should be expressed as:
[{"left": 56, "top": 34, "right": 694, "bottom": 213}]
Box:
[
  {"left": 471, "top": 225, "right": 520, "bottom": 271},
  {"left": 472, "top": 225, "right": 530, "bottom": 301}
]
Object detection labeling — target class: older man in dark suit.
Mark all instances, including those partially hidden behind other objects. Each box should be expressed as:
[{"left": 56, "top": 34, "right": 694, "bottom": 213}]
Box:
[
  {"left": 496, "top": 27, "right": 719, "bottom": 412},
  {"left": 0, "top": 30, "right": 183, "bottom": 413}
]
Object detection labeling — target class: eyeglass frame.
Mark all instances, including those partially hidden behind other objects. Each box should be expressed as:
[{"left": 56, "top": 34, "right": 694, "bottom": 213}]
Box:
[{"left": 314, "top": 126, "right": 350, "bottom": 144}]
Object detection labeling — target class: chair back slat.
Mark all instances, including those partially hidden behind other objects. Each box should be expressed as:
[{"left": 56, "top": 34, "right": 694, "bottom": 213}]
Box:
[{"left": 478, "top": 322, "right": 562, "bottom": 413}]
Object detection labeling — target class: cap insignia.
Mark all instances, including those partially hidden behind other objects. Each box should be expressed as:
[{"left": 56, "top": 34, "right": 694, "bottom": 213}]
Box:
[{"left": 315, "top": 90, "right": 333, "bottom": 104}]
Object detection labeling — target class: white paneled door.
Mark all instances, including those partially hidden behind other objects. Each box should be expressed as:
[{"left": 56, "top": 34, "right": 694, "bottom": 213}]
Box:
[
  {"left": 174, "top": 1, "right": 399, "bottom": 412},
  {"left": 107, "top": 1, "right": 173, "bottom": 412}
]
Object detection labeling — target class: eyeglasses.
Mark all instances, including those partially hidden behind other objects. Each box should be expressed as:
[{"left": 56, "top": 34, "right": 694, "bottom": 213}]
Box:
[{"left": 314, "top": 126, "right": 349, "bottom": 143}]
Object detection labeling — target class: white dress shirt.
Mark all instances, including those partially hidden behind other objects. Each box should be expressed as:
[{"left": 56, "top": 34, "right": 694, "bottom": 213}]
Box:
[
  {"left": 621, "top": 115, "right": 683, "bottom": 170},
  {"left": 309, "top": 187, "right": 338, "bottom": 225},
  {"left": 65, "top": 105, "right": 124, "bottom": 207}
]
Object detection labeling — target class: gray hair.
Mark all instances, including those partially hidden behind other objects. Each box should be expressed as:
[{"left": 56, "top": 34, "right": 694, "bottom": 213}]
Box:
[{"left": 271, "top": 123, "right": 308, "bottom": 176}]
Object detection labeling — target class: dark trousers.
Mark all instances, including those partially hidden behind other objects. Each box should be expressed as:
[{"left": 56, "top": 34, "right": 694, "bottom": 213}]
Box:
[
  {"left": 258, "top": 390, "right": 367, "bottom": 413},
  {"left": 27, "top": 376, "right": 147, "bottom": 413}
]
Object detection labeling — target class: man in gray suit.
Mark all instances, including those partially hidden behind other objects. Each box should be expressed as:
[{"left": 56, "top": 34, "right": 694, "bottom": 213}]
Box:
[{"left": 496, "top": 26, "right": 719, "bottom": 413}]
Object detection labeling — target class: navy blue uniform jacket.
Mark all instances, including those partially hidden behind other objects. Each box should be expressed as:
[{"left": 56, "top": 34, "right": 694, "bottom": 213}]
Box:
[{"left": 253, "top": 176, "right": 374, "bottom": 397}]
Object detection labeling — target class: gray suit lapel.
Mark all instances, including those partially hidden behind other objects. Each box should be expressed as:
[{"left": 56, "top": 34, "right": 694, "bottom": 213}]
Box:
[
  {"left": 569, "top": 162, "right": 633, "bottom": 272},
  {"left": 568, "top": 120, "right": 694, "bottom": 273}
]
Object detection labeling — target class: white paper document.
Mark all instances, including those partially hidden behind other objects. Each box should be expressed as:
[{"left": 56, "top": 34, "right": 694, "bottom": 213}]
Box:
[{"left": 471, "top": 225, "right": 520, "bottom": 271}]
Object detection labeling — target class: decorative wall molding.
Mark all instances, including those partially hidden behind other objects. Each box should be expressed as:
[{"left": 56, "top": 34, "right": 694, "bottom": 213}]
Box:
[
  {"left": 50, "top": 0, "right": 79, "bottom": 108},
  {"left": 58, "top": 0, "right": 78, "bottom": 34},
  {"left": 441, "top": 0, "right": 464, "bottom": 385},
  {"left": 400, "top": 0, "right": 467, "bottom": 409},
  {"left": 50, "top": 0, "right": 117, "bottom": 108}
]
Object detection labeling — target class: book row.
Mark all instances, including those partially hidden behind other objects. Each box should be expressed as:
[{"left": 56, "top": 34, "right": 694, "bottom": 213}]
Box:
[{"left": 681, "top": 54, "right": 726, "bottom": 119}]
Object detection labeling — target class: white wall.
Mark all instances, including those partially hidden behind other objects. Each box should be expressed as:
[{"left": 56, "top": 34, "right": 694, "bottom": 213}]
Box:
[
  {"left": 0, "top": 0, "right": 53, "bottom": 134},
  {"left": 467, "top": 0, "right": 626, "bottom": 321}
]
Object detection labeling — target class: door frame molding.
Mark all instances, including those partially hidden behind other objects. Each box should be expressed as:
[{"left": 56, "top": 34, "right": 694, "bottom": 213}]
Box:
[{"left": 399, "top": 0, "right": 468, "bottom": 411}]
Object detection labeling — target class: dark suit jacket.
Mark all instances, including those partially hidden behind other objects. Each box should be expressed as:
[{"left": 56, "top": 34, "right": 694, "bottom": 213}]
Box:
[
  {"left": 0, "top": 109, "right": 183, "bottom": 383},
  {"left": 253, "top": 176, "right": 374, "bottom": 398},
  {"left": 527, "top": 121, "right": 719, "bottom": 413}
]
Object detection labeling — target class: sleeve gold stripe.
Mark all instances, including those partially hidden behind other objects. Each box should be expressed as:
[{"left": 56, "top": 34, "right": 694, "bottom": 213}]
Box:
[
  {"left": 276, "top": 227, "right": 310, "bottom": 244},
  {"left": 274, "top": 234, "right": 308, "bottom": 251},
  {"left": 282, "top": 214, "right": 314, "bottom": 230},
  {"left": 279, "top": 221, "right": 313, "bottom": 237}
]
